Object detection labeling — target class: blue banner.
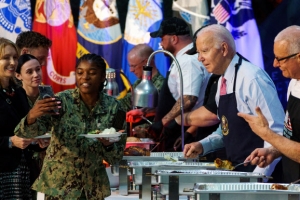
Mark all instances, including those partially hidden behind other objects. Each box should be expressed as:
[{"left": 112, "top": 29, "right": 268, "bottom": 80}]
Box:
[
  {"left": 0, "top": 0, "right": 31, "bottom": 42},
  {"left": 122, "top": 0, "right": 170, "bottom": 84},
  {"left": 210, "top": 0, "right": 264, "bottom": 69}
]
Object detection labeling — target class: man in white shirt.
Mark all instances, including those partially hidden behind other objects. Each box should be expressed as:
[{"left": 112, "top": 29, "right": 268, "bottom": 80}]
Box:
[
  {"left": 148, "top": 17, "right": 211, "bottom": 151},
  {"left": 238, "top": 25, "right": 300, "bottom": 183},
  {"left": 183, "top": 24, "right": 284, "bottom": 177}
]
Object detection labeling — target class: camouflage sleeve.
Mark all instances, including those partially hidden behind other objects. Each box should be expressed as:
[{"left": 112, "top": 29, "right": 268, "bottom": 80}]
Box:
[
  {"left": 118, "top": 92, "right": 132, "bottom": 112},
  {"left": 14, "top": 114, "right": 52, "bottom": 138},
  {"left": 153, "top": 73, "right": 165, "bottom": 92},
  {"left": 99, "top": 98, "right": 127, "bottom": 164},
  {"left": 101, "top": 133, "right": 126, "bottom": 165}
]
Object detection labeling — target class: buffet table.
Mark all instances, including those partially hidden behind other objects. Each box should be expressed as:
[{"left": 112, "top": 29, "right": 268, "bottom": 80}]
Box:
[{"left": 105, "top": 190, "right": 189, "bottom": 200}]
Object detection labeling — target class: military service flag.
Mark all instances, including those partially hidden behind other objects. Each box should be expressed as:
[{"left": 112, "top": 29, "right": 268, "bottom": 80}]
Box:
[
  {"left": 122, "top": 0, "right": 169, "bottom": 84},
  {"left": 0, "top": 0, "right": 31, "bottom": 42},
  {"left": 76, "top": 0, "right": 130, "bottom": 98},
  {"left": 210, "top": 0, "right": 264, "bottom": 69},
  {"left": 33, "top": 0, "right": 77, "bottom": 93}
]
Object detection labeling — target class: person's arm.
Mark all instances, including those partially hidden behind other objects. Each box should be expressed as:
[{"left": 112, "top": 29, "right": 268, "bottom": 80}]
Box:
[
  {"left": 244, "top": 146, "right": 282, "bottom": 168},
  {"left": 15, "top": 97, "right": 61, "bottom": 138},
  {"left": 101, "top": 104, "right": 127, "bottom": 164},
  {"left": 162, "top": 95, "right": 198, "bottom": 126},
  {"left": 175, "top": 106, "right": 219, "bottom": 127},
  {"left": 199, "top": 125, "right": 225, "bottom": 155},
  {"left": 239, "top": 107, "right": 300, "bottom": 163},
  {"left": 237, "top": 74, "right": 285, "bottom": 176},
  {"left": 186, "top": 125, "right": 198, "bottom": 135}
]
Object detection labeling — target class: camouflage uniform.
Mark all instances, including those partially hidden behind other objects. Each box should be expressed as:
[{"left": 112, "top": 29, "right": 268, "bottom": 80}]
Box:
[{"left": 15, "top": 89, "right": 127, "bottom": 200}]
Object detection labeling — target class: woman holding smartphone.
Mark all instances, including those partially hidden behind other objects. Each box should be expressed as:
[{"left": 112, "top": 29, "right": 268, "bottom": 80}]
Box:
[
  {"left": 15, "top": 54, "right": 50, "bottom": 193},
  {"left": 15, "top": 53, "right": 127, "bottom": 200},
  {"left": 0, "top": 39, "right": 45, "bottom": 199}
]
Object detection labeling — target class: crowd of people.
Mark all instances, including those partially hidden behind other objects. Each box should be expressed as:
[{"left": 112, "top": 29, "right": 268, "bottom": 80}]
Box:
[{"left": 1, "top": 17, "right": 300, "bottom": 199}]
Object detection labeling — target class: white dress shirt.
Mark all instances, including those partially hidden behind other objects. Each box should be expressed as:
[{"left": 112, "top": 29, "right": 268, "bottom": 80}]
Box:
[{"left": 200, "top": 54, "right": 285, "bottom": 177}]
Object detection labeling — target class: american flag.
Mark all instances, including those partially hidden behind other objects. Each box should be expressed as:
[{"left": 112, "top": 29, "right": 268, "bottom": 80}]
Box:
[{"left": 213, "top": 1, "right": 230, "bottom": 24}]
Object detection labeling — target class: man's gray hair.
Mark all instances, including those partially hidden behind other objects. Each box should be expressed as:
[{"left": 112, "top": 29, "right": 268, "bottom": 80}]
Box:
[
  {"left": 196, "top": 24, "right": 236, "bottom": 51},
  {"left": 275, "top": 25, "right": 300, "bottom": 54}
]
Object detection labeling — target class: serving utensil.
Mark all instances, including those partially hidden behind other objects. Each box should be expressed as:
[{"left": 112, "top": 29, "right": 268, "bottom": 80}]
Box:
[
  {"left": 141, "top": 115, "right": 153, "bottom": 125},
  {"left": 231, "top": 160, "right": 251, "bottom": 170},
  {"left": 287, "top": 178, "right": 300, "bottom": 188}
]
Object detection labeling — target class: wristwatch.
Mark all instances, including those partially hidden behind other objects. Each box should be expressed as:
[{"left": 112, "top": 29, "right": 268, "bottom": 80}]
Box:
[{"left": 8, "top": 137, "right": 13, "bottom": 148}]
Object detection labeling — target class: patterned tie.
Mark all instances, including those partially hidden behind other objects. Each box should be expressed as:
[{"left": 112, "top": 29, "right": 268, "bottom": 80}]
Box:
[{"left": 220, "top": 76, "right": 227, "bottom": 96}]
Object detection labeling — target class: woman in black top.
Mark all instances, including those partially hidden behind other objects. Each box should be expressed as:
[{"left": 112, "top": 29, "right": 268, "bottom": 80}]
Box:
[{"left": 0, "top": 38, "right": 45, "bottom": 200}]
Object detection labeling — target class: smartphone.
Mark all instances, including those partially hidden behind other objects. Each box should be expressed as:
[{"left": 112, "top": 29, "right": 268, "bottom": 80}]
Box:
[{"left": 38, "top": 85, "right": 58, "bottom": 113}]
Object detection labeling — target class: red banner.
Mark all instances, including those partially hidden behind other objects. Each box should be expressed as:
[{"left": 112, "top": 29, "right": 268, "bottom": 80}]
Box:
[{"left": 33, "top": 0, "right": 77, "bottom": 93}]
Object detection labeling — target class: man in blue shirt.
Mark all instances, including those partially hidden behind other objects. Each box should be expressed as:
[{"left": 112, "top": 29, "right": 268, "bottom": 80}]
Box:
[{"left": 183, "top": 24, "right": 284, "bottom": 177}]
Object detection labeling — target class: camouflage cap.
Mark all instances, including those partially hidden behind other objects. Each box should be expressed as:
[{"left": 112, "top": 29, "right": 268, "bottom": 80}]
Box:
[
  {"left": 150, "top": 17, "right": 190, "bottom": 38},
  {"left": 186, "top": 24, "right": 211, "bottom": 55}
]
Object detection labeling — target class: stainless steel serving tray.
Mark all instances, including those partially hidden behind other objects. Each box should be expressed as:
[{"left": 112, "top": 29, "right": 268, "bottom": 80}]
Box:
[
  {"left": 156, "top": 169, "right": 265, "bottom": 178},
  {"left": 150, "top": 152, "right": 184, "bottom": 157},
  {"left": 123, "top": 152, "right": 185, "bottom": 161},
  {"left": 130, "top": 162, "right": 215, "bottom": 185},
  {"left": 194, "top": 183, "right": 300, "bottom": 200},
  {"left": 128, "top": 161, "right": 215, "bottom": 168},
  {"left": 194, "top": 182, "right": 300, "bottom": 193},
  {"left": 157, "top": 170, "right": 265, "bottom": 196}
]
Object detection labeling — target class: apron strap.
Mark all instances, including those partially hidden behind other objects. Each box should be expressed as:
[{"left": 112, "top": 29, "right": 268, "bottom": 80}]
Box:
[{"left": 233, "top": 55, "right": 243, "bottom": 93}]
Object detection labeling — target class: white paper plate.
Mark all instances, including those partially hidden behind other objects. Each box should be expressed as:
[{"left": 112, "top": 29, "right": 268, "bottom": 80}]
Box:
[
  {"left": 79, "top": 133, "right": 125, "bottom": 138},
  {"left": 35, "top": 134, "right": 51, "bottom": 139}
]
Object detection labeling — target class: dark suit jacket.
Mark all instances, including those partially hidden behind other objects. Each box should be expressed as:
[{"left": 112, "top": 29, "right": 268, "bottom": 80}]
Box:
[{"left": 0, "top": 86, "right": 44, "bottom": 175}]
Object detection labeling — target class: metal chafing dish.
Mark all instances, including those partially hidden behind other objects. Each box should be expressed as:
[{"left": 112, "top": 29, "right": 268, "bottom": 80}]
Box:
[
  {"left": 131, "top": 161, "right": 215, "bottom": 185},
  {"left": 194, "top": 183, "right": 300, "bottom": 200},
  {"left": 156, "top": 170, "right": 267, "bottom": 200},
  {"left": 117, "top": 152, "right": 208, "bottom": 199}
]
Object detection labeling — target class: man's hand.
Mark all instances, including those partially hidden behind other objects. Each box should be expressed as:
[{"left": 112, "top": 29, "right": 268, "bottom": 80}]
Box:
[
  {"left": 11, "top": 135, "right": 34, "bottom": 149},
  {"left": 244, "top": 147, "right": 280, "bottom": 168},
  {"left": 237, "top": 107, "right": 270, "bottom": 139},
  {"left": 126, "top": 109, "right": 143, "bottom": 123},
  {"left": 183, "top": 141, "right": 203, "bottom": 158}
]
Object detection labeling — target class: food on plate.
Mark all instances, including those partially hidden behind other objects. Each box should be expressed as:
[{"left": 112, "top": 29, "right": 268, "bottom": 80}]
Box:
[
  {"left": 88, "top": 130, "right": 101, "bottom": 134},
  {"left": 270, "top": 184, "right": 288, "bottom": 190},
  {"left": 126, "top": 137, "right": 141, "bottom": 142},
  {"left": 101, "top": 127, "right": 117, "bottom": 134},
  {"left": 88, "top": 127, "right": 117, "bottom": 135},
  {"left": 124, "top": 146, "right": 150, "bottom": 156},
  {"left": 214, "top": 158, "right": 234, "bottom": 170}
]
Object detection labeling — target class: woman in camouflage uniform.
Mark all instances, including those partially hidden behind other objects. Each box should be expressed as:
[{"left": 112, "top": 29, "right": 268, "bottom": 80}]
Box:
[{"left": 15, "top": 54, "right": 127, "bottom": 200}]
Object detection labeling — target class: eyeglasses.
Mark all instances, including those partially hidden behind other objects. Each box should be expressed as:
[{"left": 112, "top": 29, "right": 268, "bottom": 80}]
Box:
[
  {"left": 275, "top": 52, "right": 299, "bottom": 63},
  {"left": 129, "top": 59, "right": 146, "bottom": 69}
]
